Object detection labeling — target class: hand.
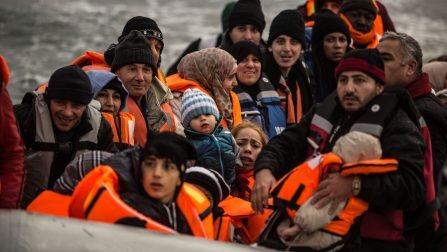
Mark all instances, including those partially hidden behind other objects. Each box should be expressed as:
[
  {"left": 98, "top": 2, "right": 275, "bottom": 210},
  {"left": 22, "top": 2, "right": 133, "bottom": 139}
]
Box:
[
  {"left": 251, "top": 169, "right": 276, "bottom": 214},
  {"left": 311, "top": 173, "right": 353, "bottom": 214},
  {"left": 278, "top": 223, "right": 301, "bottom": 240}
]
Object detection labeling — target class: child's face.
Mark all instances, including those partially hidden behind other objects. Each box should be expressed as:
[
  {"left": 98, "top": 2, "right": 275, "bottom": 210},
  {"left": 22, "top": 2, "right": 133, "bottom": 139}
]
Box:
[
  {"left": 235, "top": 128, "right": 264, "bottom": 170},
  {"left": 189, "top": 114, "right": 217, "bottom": 134},
  {"left": 141, "top": 155, "right": 181, "bottom": 204}
]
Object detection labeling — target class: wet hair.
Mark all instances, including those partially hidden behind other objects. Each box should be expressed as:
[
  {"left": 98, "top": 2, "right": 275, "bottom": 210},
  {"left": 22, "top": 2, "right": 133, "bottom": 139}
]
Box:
[
  {"left": 380, "top": 31, "right": 423, "bottom": 76},
  {"left": 231, "top": 120, "right": 268, "bottom": 146}
]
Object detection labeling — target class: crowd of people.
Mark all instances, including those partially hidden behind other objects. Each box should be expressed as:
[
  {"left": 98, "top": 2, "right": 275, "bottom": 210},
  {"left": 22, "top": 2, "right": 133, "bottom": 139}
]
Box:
[{"left": 1, "top": 0, "right": 447, "bottom": 251}]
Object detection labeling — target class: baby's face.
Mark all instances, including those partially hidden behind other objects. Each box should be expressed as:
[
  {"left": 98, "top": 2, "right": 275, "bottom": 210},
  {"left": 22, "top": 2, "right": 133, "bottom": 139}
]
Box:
[{"left": 189, "top": 114, "right": 217, "bottom": 134}]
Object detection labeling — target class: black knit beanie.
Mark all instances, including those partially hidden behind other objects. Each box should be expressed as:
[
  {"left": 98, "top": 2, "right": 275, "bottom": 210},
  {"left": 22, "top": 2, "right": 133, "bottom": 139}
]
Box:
[
  {"left": 228, "top": 0, "right": 266, "bottom": 33},
  {"left": 185, "top": 166, "right": 230, "bottom": 208},
  {"left": 46, "top": 65, "right": 93, "bottom": 105},
  {"left": 335, "top": 48, "right": 385, "bottom": 84},
  {"left": 340, "top": 0, "right": 377, "bottom": 15},
  {"left": 311, "top": 11, "right": 351, "bottom": 46},
  {"left": 267, "top": 9, "right": 305, "bottom": 47},
  {"left": 118, "top": 16, "right": 164, "bottom": 50},
  {"left": 140, "top": 131, "right": 197, "bottom": 178},
  {"left": 111, "top": 30, "right": 157, "bottom": 76},
  {"left": 229, "top": 41, "right": 262, "bottom": 64},
  {"left": 315, "top": 0, "right": 342, "bottom": 12}
]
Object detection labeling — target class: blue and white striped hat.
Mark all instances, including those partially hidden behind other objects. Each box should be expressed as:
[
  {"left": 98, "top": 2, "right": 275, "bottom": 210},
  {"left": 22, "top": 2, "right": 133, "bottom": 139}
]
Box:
[{"left": 181, "top": 88, "right": 220, "bottom": 128}]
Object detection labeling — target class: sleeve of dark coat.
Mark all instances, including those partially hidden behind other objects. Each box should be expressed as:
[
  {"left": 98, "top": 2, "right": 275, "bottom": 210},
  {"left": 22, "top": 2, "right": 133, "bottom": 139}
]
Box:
[{"left": 360, "top": 109, "right": 426, "bottom": 211}]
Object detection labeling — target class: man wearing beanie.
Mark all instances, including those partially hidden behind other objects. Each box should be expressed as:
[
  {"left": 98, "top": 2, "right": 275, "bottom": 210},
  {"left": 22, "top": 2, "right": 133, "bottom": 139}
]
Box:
[
  {"left": 252, "top": 49, "right": 427, "bottom": 251},
  {"left": 219, "top": 0, "right": 267, "bottom": 56},
  {"left": 14, "top": 65, "right": 116, "bottom": 208},
  {"left": 378, "top": 32, "right": 447, "bottom": 252},
  {"left": 181, "top": 88, "right": 236, "bottom": 186},
  {"left": 264, "top": 9, "right": 314, "bottom": 126},
  {"left": 103, "top": 16, "right": 167, "bottom": 81},
  {"left": 112, "top": 30, "right": 176, "bottom": 147}
]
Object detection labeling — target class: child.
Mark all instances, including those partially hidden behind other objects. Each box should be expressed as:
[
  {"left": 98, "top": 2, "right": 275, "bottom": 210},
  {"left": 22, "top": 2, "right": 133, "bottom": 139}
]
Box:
[
  {"left": 261, "top": 131, "right": 398, "bottom": 251},
  {"left": 180, "top": 88, "right": 237, "bottom": 185},
  {"left": 231, "top": 120, "right": 268, "bottom": 200}
]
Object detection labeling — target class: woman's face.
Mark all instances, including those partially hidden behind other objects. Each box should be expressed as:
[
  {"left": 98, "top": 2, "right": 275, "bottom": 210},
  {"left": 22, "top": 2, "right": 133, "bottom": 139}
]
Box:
[
  {"left": 237, "top": 54, "right": 262, "bottom": 86},
  {"left": 269, "top": 35, "right": 302, "bottom": 77},
  {"left": 95, "top": 88, "right": 121, "bottom": 116},
  {"left": 235, "top": 127, "right": 264, "bottom": 170},
  {"left": 141, "top": 156, "right": 181, "bottom": 204},
  {"left": 222, "top": 63, "right": 238, "bottom": 92},
  {"left": 323, "top": 32, "right": 348, "bottom": 62}
]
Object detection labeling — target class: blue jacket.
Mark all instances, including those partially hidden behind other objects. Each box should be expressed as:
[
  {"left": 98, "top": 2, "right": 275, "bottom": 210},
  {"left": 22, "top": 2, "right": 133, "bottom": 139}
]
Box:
[
  {"left": 234, "top": 74, "right": 286, "bottom": 139},
  {"left": 184, "top": 117, "right": 235, "bottom": 185}
]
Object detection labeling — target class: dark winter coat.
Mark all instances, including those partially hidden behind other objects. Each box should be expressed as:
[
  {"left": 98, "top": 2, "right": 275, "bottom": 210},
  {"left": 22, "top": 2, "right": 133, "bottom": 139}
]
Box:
[{"left": 184, "top": 118, "right": 235, "bottom": 185}]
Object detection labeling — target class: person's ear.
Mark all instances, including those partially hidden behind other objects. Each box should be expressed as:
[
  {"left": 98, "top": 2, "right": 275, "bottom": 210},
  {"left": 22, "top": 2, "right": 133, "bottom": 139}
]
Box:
[
  {"left": 268, "top": 46, "right": 273, "bottom": 52},
  {"left": 377, "top": 83, "right": 385, "bottom": 94},
  {"left": 406, "top": 59, "right": 417, "bottom": 76}
]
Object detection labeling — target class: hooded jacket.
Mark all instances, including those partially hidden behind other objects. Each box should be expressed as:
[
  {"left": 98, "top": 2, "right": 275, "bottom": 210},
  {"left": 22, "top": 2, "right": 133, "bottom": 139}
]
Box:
[{"left": 184, "top": 117, "right": 236, "bottom": 186}]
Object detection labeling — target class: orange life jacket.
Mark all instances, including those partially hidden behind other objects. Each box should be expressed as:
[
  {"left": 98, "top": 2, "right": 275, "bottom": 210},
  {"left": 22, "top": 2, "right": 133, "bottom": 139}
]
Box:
[
  {"left": 157, "top": 69, "right": 167, "bottom": 84},
  {"left": 126, "top": 97, "right": 148, "bottom": 146},
  {"left": 215, "top": 196, "right": 255, "bottom": 242},
  {"left": 271, "top": 153, "right": 398, "bottom": 236},
  {"left": 71, "top": 51, "right": 111, "bottom": 71},
  {"left": 27, "top": 190, "right": 72, "bottom": 217},
  {"left": 158, "top": 101, "right": 177, "bottom": 133},
  {"left": 101, "top": 112, "right": 135, "bottom": 146},
  {"left": 167, "top": 73, "right": 242, "bottom": 129},
  {"left": 69, "top": 165, "right": 213, "bottom": 238}
]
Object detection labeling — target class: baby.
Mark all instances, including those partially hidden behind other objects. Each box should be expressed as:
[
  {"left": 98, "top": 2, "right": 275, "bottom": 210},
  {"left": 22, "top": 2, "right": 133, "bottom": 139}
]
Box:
[
  {"left": 274, "top": 131, "right": 396, "bottom": 251},
  {"left": 180, "top": 88, "right": 237, "bottom": 185}
]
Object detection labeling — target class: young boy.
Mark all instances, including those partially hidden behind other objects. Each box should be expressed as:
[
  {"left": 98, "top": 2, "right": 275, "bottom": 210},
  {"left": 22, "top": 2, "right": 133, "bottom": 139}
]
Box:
[{"left": 180, "top": 88, "right": 237, "bottom": 185}]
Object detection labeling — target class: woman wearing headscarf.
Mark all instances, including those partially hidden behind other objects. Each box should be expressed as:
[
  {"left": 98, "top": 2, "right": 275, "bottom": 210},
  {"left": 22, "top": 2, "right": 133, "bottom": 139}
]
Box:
[
  {"left": 264, "top": 9, "right": 314, "bottom": 125},
  {"left": 230, "top": 41, "right": 286, "bottom": 139},
  {"left": 166, "top": 48, "right": 242, "bottom": 135},
  {"left": 311, "top": 11, "right": 351, "bottom": 102}
]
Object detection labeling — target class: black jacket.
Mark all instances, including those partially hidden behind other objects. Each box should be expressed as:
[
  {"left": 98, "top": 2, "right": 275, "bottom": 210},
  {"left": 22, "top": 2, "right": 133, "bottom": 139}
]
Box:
[{"left": 413, "top": 93, "right": 447, "bottom": 190}]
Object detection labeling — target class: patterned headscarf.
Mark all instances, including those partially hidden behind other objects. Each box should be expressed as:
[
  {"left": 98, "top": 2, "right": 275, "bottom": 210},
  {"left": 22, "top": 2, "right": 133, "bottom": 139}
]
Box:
[{"left": 178, "top": 48, "right": 237, "bottom": 128}]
